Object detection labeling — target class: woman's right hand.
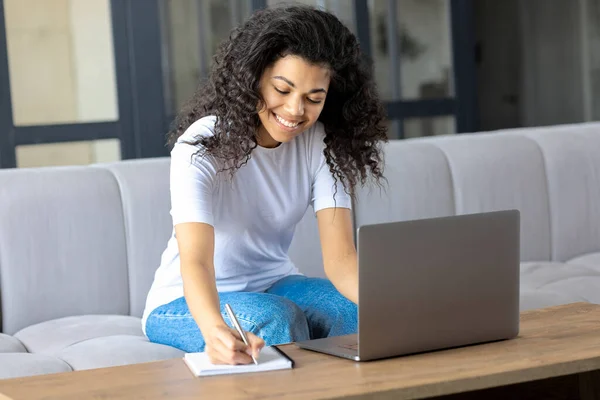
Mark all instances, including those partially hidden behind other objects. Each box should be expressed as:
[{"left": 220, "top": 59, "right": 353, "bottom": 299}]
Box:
[{"left": 203, "top": 324, "right": 265, "bottom": 365}]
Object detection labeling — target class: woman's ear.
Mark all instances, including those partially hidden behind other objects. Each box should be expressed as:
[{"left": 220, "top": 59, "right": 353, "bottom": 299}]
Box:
[{"left": 256, "top": 99, "right": 266, "bottom": 113}]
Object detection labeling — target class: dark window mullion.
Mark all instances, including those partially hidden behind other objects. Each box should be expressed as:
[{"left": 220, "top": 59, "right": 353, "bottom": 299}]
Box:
[
  {"left": 124, "top": 0, "right": 169, "bottom": 159},
  {"left": 110, "top": 0, "right": 136, "bottom": 160},
  {"left": 385, "top": 98, "right": 456, "bottom": 119},
  {"left": 386, "top": 0, "right": 402, "bottom": 138},
  {"left": 14, "top": 122, "right": 120, "bottom": 146},
  {"left": 0, "top": 0, "right": 16, "bottom": 168},
  {"left": 159, "top": 0, "right": 175, "bottom": 119},
  {"left": 354, "top": 0, "right": 372, "bottom": 59},
  {"left": 450, "top": 0, "right": 478, "bottom": 133}
]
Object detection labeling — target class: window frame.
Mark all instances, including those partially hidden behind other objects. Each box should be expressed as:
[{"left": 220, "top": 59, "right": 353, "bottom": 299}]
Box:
[{"left": 0, "top": 0, "right": 476, "bottom": 169}]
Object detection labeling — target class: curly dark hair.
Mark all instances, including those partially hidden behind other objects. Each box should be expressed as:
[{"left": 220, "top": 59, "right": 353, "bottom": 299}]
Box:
[{"left": 167, "top": 4, "right": 388, "bottom": 197}]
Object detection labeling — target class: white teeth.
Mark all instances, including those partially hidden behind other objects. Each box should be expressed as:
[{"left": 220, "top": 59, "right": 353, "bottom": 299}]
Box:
[{"left": 275, "top": 114, "right": 300, "bottom": 128}]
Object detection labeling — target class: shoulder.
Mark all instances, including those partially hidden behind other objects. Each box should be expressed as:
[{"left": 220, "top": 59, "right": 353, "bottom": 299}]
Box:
[
  {"left": 176, "top": 115, "right": 217, "bottom": 145},
  {"left": 171, "top": 116, "right": 219, "bottom": 170}
]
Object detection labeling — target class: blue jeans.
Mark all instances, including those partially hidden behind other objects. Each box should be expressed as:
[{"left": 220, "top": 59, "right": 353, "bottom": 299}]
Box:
[{"left": 145, "top": 275, "right": 357, "bottom": 353}]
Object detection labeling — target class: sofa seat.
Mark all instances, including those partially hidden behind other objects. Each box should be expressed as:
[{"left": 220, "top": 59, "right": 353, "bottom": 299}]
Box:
[
  {"left": 0, "top": 315, "right": 183, "bottom": 379},
  {"left": 568, "top": 252, "right": 600, "bottom": 268},
  {"left": 0, "top": 353, "right": 73, "bottom": 379},
  {"left": 0, "top": 333, "right": 72, "bottom": 378},
  {"left": 520, "top": 253, "right": 600, "bottom": 310},
  {"left": 0, "top": 333, "right": 26, "bottom": 353}
]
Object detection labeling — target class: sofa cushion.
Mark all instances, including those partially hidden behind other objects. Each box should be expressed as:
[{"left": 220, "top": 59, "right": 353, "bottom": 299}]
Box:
[
  {"left": 96, "top": 159, "right": 172, "bottom": 318},
  {"left": 568, "top": 252, "right": 600, "bottom": 268},
  {"left": 356, "top": 134, "right": 553, "bottom": 262},
  {"left": 0, "top": 353, "right": 72, "bottom": 379},
  {"left": 55, "top": 335, "right": 184, "bottom": 371},
  {"left": 355, "top": 141, "right": 455, "bottom": 227},
  {"left": 0, "top": 333, "right": 26, "bottom": 353},
  {"left": 14, "top": 315, "right": 144, "bottom": 354},
  {"left": 523, "top": 124, "right": 600, "bottom": 262},
  {"left": 520, "top": 261, "right": 600, "bottom": 307},
  {"left": 519, "top": 290, "right": 581, "bottom": 312},
  {"left": 429, "top": 134, "right": 552, "bottom": 262},
  {"left": 0, "top": 167, "right": 130, "bottom": 334}
]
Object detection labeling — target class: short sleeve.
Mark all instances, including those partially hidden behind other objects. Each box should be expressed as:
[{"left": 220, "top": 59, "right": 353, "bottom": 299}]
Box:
[
  {"left": 169, "top": 136, "right": 218, "bottom": 227},
  {"left": 311, "top": 143, "right": 352, "bottom": 213}
]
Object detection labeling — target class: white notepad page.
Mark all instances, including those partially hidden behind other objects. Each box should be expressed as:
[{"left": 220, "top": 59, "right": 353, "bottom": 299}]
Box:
[{"left": 184, "top": 346, "right": 293, "bottom": 377}]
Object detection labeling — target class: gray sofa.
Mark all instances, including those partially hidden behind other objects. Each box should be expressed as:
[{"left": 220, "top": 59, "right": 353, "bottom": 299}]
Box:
[{"left": 0, "top": 122, "right": 599, "bottom": 379}]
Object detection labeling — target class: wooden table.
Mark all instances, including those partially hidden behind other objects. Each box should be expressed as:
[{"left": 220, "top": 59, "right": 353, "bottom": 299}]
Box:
[{"left": 1, "top": 302, "right": 600, "bottom": 400}]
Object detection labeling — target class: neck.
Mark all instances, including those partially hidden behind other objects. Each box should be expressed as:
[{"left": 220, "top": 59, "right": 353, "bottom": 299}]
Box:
[{"left": 256, "top": 125, "right": 281, "bottom": 148}]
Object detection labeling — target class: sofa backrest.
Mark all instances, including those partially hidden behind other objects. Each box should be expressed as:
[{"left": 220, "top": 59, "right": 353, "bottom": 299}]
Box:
[
  {"left": 521, "top": 124, "right": 600, "bottom": 261},
  {"left": 96, "top": 159, "right": 172, "bottom": 318},
  {"left": 355, "top": 133, "right": 552, "bottom": 261},
  {"left": 355, "top": 122, "right": 600, "bottom": 263},
  {"left": 0, "top": 167, "right": 130, "bottom": 334},
  {"left": 1, "top": 122, "right": 599, "bottom": 332}
]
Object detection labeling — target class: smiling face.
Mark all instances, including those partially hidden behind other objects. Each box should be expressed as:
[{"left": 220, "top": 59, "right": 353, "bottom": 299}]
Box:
[{"left": 256, "top": 55, "right": 331, "bottom": 148}]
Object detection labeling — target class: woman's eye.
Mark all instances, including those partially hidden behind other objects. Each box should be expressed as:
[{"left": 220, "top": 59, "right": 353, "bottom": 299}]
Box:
[{"left": 274, "top": 86, "right": 321, "bottom": 104}]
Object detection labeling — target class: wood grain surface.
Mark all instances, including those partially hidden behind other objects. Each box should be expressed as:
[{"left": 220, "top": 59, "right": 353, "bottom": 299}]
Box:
[{"left": 0, "top": 302, "right": 599, "bottom": 400}]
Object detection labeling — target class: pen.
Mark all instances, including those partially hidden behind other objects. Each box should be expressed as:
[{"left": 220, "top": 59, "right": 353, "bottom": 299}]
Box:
[{"left": 225, "top": 303, "right": 258, "bottom": 365}]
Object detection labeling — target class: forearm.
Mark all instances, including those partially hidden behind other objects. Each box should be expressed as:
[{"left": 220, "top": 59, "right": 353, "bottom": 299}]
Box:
[
  {"left": 325, "top": 253, "right": 359, "bottom": 304},
  {"left": 181, "top": 263, "right": 225, "bottom": 333}
]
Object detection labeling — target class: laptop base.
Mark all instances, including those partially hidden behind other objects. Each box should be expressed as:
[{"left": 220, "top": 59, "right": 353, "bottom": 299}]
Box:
[{"left": 296, "top": 334, "right": 360, "bottom": 361}]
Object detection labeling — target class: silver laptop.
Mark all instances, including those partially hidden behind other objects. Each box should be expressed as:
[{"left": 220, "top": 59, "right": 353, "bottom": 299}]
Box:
[{"left": 296, "top": 210, "right": 520, "bottom": 361}]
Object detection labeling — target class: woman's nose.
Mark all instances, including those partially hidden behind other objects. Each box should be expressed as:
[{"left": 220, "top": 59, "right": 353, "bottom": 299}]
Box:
[{"left": 284, "top": 97, "right": 304, "bottom": 116}]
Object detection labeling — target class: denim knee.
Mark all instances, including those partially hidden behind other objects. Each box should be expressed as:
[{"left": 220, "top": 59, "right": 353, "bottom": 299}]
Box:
[
  {"left": 145, "top": 299, "right": 205, "bottom": 353},
  {"left": 248, "top": 295, "right": 310, "bottom": 345},
  {"left": 329, "top": 299, "right": 358, "bottom": 337}
]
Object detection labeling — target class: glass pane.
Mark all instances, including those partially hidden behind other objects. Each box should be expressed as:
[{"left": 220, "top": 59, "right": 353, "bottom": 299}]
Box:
[
  {"left": 267, "top": 0, "right": 356, "bottom": 33},
  {"left": 403, "top": 116, "right": 455, "bottom": 139},
  {"left": 4, "top": 0, "right": 118, "bottom": 126},
  {"left": 162, "top": 0, "right": 251, "bottom": 114},
  {"left": 370, "top": 0, "right": 454, "bottom": 101},
  {"left": 16, "top": 139, "right": 121, "bottom": 168}
]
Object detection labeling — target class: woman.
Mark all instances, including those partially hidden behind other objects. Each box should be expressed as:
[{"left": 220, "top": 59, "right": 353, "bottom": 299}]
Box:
[{"left": 143, "top": 4, "right": 387, "bottom": 365}]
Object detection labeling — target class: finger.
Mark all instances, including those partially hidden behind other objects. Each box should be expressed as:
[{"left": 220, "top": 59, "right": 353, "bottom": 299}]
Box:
[
  {"left": 216, "top": 329, "right": 256, "bottom": 364},
  {"left": 218, "top": 328, "right": 248, "bottom": 353},
  {"left": 214, "top": 339, "right": 253, "bottom": 365},
  {"left": 246, "top": 332, "right": 265, "bottom": 359},
  {"left": 205, "top": 345, "right": 228, "bottom": 365}
]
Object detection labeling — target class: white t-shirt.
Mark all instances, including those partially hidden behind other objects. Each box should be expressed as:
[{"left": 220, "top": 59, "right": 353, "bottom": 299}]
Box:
[{"left": 142, "top": 116, "right": 352, "bottom": 329}]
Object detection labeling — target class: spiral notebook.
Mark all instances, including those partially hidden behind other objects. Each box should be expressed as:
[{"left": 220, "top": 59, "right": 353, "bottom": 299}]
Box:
[{"left": 184, "top": 346, "right": 294, "bottom": 377}]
